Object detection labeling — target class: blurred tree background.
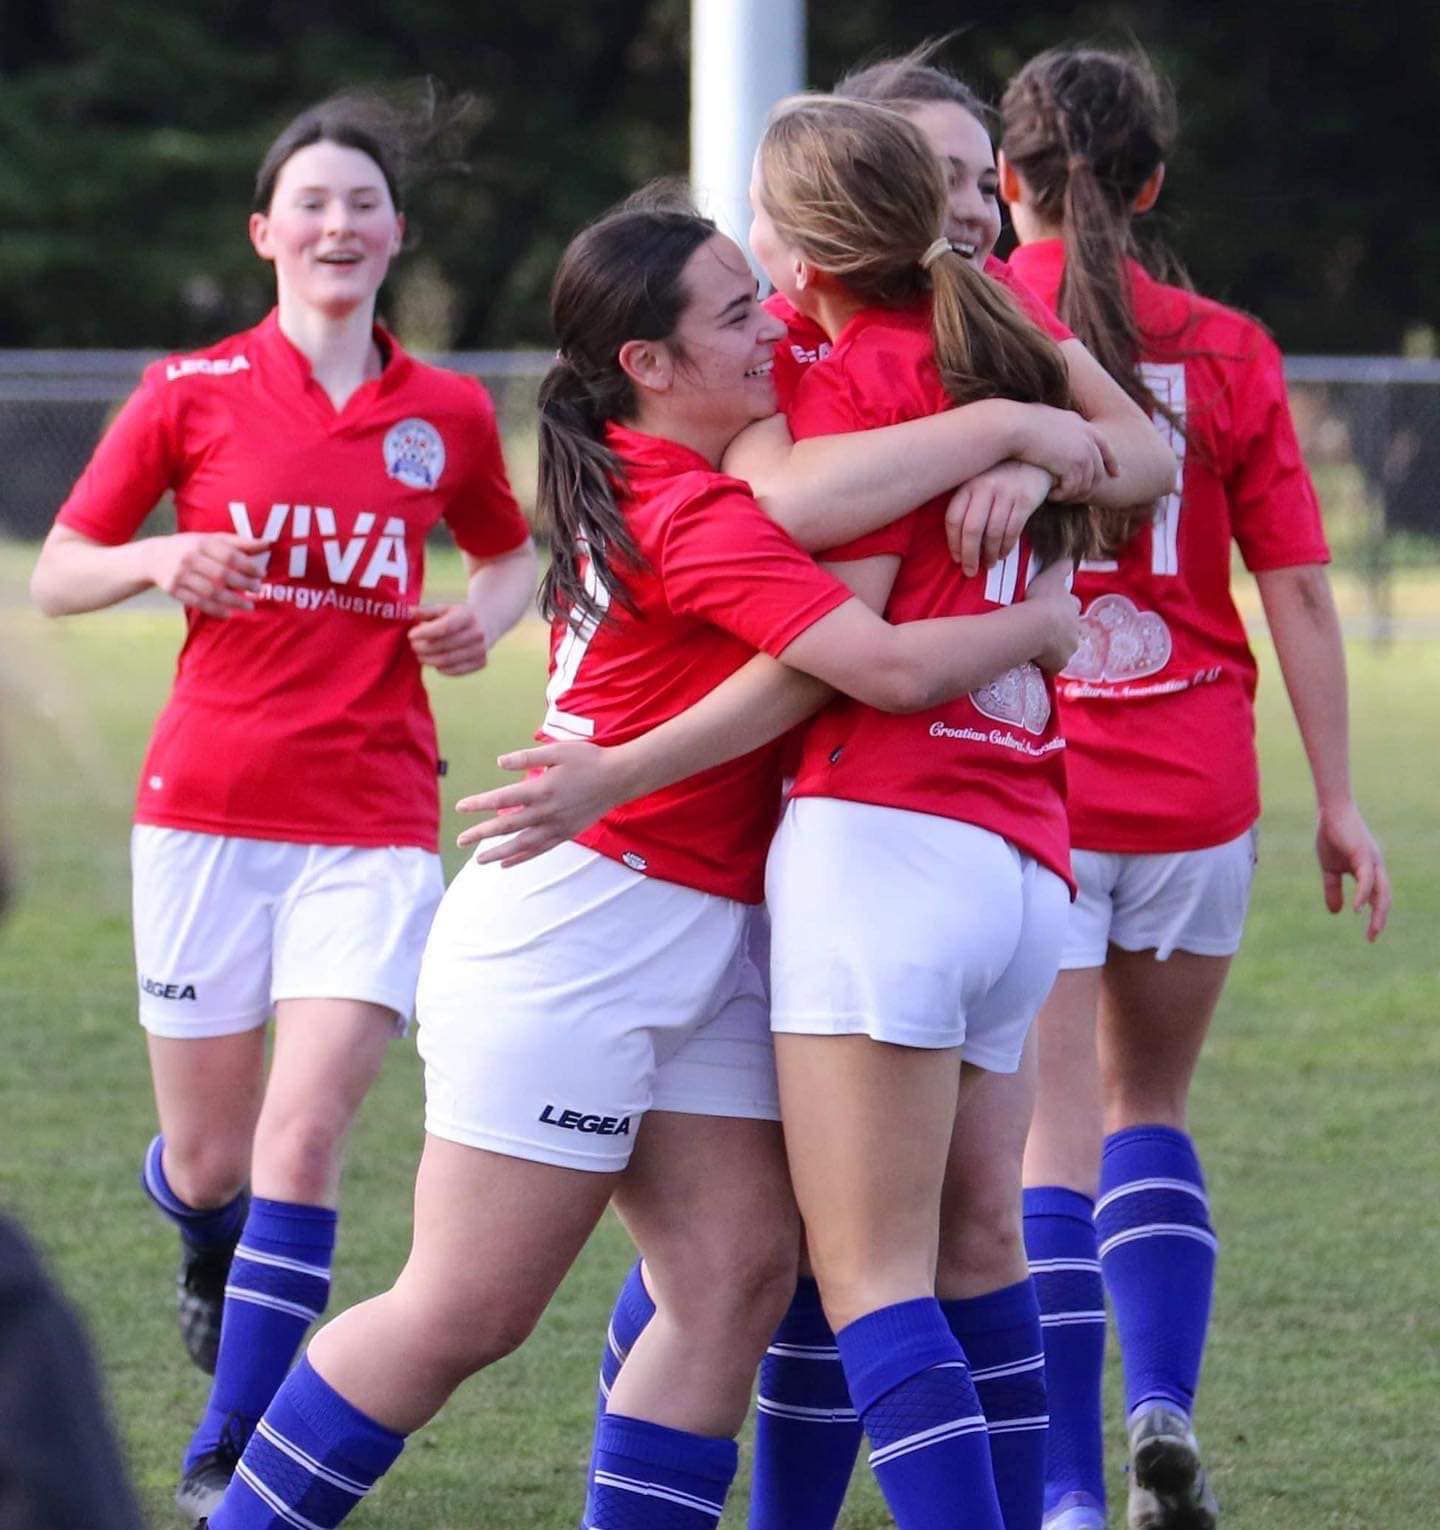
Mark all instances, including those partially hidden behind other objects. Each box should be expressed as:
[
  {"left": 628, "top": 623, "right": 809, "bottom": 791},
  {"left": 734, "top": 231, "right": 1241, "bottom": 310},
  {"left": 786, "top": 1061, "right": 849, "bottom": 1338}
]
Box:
[{"left": 1, "top": 0, "right": 1436, "bottom": 353}]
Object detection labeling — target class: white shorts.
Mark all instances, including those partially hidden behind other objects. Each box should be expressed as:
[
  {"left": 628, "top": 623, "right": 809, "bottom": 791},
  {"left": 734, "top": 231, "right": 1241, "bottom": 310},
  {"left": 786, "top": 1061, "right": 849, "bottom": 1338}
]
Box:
[
  {"left": 416, "top": 841, "right": 779, "bottom": 1173},
  {"left": 131, "top": 826, "right": 444, "bottom": 1038},
  {"left": 1059, "top": 828, "right": 1258, "bottom": 969},
  {"left": 766, "top": 798, "right": 1070, "bottom": 1070}
]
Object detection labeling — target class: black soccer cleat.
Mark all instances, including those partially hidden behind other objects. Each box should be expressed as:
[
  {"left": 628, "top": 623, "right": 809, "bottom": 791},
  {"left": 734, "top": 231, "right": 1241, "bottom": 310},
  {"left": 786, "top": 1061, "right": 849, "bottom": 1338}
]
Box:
[
  {"left": 1126, "top": 1403, "right": 1219, "bottom": 1529},
  {"left": 176, "top": 1233, "right": 239, "bottom": 1375},
  {"left": 175, "top": 1438, "right": 240, "bottom": 1526}
]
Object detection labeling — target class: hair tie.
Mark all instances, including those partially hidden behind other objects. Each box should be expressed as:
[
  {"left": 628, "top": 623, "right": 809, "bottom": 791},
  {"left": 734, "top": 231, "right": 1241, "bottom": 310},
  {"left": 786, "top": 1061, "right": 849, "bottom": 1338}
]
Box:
[
  {"left": 919, "top": 236, "right": 952, "bottom": 271},
  {"left": 1066, "top": 153, "right": 1089, "bottom": 174}
]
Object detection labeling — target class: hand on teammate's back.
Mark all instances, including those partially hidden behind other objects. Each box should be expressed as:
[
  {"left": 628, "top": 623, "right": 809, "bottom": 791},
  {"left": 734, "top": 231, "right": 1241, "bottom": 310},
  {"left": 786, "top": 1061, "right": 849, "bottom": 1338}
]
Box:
[
  {"left": 144, "top": 532, "right": 269, "bottom": 618},
  {"left": 1024, "top": 556, "right": 1082, "bottom": 674},
  {"left": 1315, "top": 799, "right": 1391, "bottom": 942},
  {"left": 1018, "top": 405, "right": 1118, "bottom": 502},
  {"left": 455, "top": 741, "right": 620, "bottom": 867},
  {"left": 408, "top": 602, "right": 490, "bottom": 675}
]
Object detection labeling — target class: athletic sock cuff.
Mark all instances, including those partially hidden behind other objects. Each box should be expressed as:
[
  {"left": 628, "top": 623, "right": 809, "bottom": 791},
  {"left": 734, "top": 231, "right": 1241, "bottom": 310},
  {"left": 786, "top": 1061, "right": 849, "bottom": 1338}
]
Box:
[
  {"left": 1023, "top": 1185, "right": 1096, "bottom": 1224},
  {"left": 941, "top": 1279, "right": 1037, "bottom": 1335},
  {"left": 596, "top": 1413, "right": 739, "bottom": 1483},
  {"left": 615, "top": 1259, "right": 657, "bottom": 1335},
  {"left": 283, "top": 1358, "right": 406, "bottom": 1472},
  {"left": 1102, "top": 1124, "right": 1194, "bottom": 1157},
  {"left": 836, "top": 1298, "right": 963, "bottom": 1416}
]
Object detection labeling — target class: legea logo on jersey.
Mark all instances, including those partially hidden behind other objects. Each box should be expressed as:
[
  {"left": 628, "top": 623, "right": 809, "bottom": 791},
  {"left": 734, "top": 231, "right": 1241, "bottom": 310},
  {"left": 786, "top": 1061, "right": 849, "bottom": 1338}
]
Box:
[
  {"left": 165, "top": 355, "right": 250, "bottom": 383},
  {"left": 229, "top": 502, "right": 409, "bottom": 593},
  {"left": 538, "top": 1103, "right": 633, "bottom": 1137},
  {"left": 141, "top": 975, "right": 198, "bottom": 1001},
  {"left": 383, "top": 418, "right": 445, "bottom": 490}
]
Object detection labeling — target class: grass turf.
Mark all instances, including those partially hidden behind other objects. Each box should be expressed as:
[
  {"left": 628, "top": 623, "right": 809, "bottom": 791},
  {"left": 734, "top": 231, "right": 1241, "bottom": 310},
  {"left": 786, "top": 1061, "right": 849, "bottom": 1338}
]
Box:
[{"left": 0, "top": 560, "right": 1434, "bottom": 1527}]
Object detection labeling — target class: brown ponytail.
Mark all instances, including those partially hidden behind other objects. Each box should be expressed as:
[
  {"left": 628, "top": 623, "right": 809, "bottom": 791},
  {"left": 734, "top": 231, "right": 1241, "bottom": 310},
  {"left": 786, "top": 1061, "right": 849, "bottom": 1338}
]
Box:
[
  {"left": 537, "top": 191, "right": 717, "bottom": 628},
  {"left": 757, "top": 95, "right": 1097, "bottom": 563},
  {"left": 1000, "top": 48, "right": 1190, "bottom": 435}
]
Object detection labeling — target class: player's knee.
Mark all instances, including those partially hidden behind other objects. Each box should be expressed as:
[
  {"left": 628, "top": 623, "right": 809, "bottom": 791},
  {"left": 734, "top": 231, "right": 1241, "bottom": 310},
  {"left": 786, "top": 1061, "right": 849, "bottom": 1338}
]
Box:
[
  {"left": 937, "top": 1196, "right": 1026, "bottom": 1293},
  {"left": 162, "top": 1134, "right": 249, "bottom": 1208},
  {"left": 251, "top": 1113, "right": 350, "bottom": 1201},
  {"left": 657, "top": 1224, "right": 798, "bottom": 1344}
]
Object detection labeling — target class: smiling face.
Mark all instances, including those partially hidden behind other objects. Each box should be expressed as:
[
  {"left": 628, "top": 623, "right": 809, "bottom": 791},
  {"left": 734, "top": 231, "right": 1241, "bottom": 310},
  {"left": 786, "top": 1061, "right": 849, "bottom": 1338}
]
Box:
[
  {"left": 248, "top": 140, "right": 404, "bottom": 319},
  {"left": 670, "top": 234, "right": 787, "bottom": 421},
  {"left": 901, "top": 99, "right": 1002, "bottom": 267}
]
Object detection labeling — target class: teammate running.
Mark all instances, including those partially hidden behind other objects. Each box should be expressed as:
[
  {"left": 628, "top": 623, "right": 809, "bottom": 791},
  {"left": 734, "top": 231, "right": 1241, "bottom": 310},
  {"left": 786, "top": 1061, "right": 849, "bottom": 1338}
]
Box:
[
  {"left": 199, "top": 191, "right": 1086, "bottom": 1530},
  {"left": 995, "top": 48, "right": 1390, "bottom": 1530},
  {"left": 29, "top": 88, "right": 537, "bottom": 1522}
]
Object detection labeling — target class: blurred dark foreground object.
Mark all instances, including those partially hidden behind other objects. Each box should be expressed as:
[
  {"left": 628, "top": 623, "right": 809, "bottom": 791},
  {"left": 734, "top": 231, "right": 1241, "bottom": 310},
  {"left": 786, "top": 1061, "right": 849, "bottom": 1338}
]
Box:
[{"left": 0, "top": 1214, "right": 143, "bottom": 1530}]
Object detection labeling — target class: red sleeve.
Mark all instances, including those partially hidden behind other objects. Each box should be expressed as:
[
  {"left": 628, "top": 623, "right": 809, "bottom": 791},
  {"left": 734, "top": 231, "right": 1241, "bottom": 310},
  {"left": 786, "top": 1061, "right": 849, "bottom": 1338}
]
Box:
[
  {"left": 988, "top": 259, "right": 1073, "bottom": 344},
  {"left": 443, "top": 380, "right": 532, "bottom": 558},
  {"left": 1225, "top": 335, "right": 1330, "bottom": 572},
  {"left": 657, "top": 480, "right": 852, "bottom": 655},
  {"left": 55, "top": 364, "right": 175, "bottom": 544},
  {"left": 786, "top": 357, "right": 914, "bottom": 563}
]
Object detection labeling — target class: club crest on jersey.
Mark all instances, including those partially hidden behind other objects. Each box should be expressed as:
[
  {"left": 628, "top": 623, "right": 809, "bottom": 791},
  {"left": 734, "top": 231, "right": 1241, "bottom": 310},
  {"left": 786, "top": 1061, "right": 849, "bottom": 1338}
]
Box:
[{"left": 383, "top": 417, "right": 445, "bottom": 490}]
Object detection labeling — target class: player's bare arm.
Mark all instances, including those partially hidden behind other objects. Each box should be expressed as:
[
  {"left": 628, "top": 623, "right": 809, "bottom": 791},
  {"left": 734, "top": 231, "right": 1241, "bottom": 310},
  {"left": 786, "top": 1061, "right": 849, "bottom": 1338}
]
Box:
[{"left": 1256, "top": 561, "right": 1390, "bottom": 939}]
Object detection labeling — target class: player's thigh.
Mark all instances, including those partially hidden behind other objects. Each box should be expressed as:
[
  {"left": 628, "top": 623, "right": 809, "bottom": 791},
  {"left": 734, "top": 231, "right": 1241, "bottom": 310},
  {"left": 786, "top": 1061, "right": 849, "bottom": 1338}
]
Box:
[
  {"left": 1023, "top": 965, "right": 1106, "bottom": 1195},
  {"left": 616, "top": 1109, "right": 798, "bottom": 1328},
  {"left": 939, "top": 1061, "right": 1035, "bottom": 1296},
  {"left": 131, "top": 826, "right": 278, "bottom": 1039},
  {"left": 271, "top": 843, "right": 444, "bottom": 1022},
  {"left": 1098, "top": 945, "right": 1233, "bottom": 1129},
  {"left": 776, "top": 1031, "right": 962, "bottom": 1331},
  {"left": 416, "top": 841, "right": 749, "bottom": 1174}
]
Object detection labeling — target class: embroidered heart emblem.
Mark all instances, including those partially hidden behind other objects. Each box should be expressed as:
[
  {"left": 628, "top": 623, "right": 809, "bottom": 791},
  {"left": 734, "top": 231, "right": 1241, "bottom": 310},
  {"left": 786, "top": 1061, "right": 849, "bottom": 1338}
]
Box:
[
  {"left": 1062, "top": 593, "right": 1172, "bottom": 682},
  {"left": 970, "top": 662, "right": 1052, "bottom": 735}
]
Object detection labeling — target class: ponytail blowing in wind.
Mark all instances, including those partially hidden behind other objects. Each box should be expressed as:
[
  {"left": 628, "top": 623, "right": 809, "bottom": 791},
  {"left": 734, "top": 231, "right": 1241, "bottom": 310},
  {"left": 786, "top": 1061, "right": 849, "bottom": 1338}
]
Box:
[
  {"left": 1000, "top": 48, "right": 1187, "bottom": 431},
  {"left": 756, "top": 95, "right": 1096, "bottom": 564},
  {"left": 538, "top": 191, "right": 716, "bottom": 628}
]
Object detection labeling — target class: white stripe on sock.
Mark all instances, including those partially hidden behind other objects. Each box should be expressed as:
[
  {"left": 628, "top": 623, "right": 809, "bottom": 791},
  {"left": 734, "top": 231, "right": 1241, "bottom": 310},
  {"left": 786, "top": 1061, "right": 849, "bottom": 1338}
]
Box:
[
  {"left": 234, "top": 1460, "right": 328, "bottom": 1530},
  {"left": 224, "top": 1286, "right": 323, "bottom": 1322},
  {"left": 1099, "top": 1223, "right": 1219, "bottom": 1258},
  {"left": 756, "top": 1396, "right": 858, "bottom": 1423},
  {"left": 591, "top": 1469, "right": 724, "bottom": 1518},
  {"left": 868, "top": 1413, "right": 988, "bottom": 1468},
  {"left": 234, "top": 1245, "right": 332, "bottom": 1281},
  {"left": 1039, "top": 1310, "right": 1107, "bottom": 1327},
  {"left": 1027, "top": 1257, "right": 1101, "bottom": 1274},
  {"left": 765, "top": 1341, "right": 840, "bottom": 1360},
  {"left": 606, "top": 1319, "right": 629, "bottom": 1366},
  {"left": 1095, "top": 1178, "right": 1209, "bottom": 1217},
  {"left": 986, "top": 1413, "right": 1050, "bottom": 1434},
  {"left": 254, "top": 1419, "right": 372, "bottom": 1497},
  {"left": 970, "top": 1352, "right": 1045, "bottom": 1382}
]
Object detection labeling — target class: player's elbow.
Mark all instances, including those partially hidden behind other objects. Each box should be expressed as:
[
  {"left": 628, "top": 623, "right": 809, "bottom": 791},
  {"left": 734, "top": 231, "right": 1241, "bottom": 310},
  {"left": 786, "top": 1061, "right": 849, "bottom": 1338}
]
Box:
[
  {"left": 29, "top": 558, "right": 69, "bottom": 617},
  {"left": 849, "top": 640, "right": 935, "bottom": 714}
]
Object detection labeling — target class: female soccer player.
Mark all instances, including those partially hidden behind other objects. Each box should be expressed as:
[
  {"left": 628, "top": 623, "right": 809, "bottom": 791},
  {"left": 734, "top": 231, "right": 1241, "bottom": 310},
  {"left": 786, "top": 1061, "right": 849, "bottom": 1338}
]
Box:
[
  {"left": 200, "top": 190, "right": 1086, "bottom": 1530},
  {"left": 996, "top": 49, "right": 1390, "bottom": 1530},
  {"left": 29, "top": 89, "right": 538, "bottom": 1521}
]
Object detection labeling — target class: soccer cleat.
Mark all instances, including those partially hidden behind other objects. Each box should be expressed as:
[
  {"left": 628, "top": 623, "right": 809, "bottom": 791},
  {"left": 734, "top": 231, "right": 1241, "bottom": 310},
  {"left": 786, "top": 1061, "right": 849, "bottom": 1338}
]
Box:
[
  {"left": 1126, "top": 1404, "right": 1219, "bottom": 1529},
  {"left": 175, "top": 1440, "right": 239, "bottom": 1526},
  {"left": 1043, "top": 1489, "right": 1108, "bottom": 1529},
  {"left": 176, "top": 1230, "right": 241, "bottom": 1374}
]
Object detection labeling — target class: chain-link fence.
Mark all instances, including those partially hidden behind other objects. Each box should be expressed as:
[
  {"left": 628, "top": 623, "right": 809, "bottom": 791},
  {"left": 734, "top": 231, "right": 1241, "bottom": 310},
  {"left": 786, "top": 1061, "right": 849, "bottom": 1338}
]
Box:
[{"left": 4, "top": 349, "right": 1438, "bottom": 620}]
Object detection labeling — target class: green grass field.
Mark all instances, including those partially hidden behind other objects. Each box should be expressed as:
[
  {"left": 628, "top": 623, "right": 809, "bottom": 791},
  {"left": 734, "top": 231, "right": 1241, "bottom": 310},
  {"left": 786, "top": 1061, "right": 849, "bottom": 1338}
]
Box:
[{"left": 0, "top": 553, "right": 1436, "bottom": 1528}]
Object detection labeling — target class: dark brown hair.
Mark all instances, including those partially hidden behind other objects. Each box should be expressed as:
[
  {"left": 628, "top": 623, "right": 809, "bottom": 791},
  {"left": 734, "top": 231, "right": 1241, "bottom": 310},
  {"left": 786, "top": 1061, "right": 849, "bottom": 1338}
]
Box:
[
  {"left": 758, "top": 94, "right": 1102, "bottom": 563},
  {"left": 1000, "top": 48, "right": 1188, "bottom": 427},
  {"left": 538, "top": 186, "right": 715, "bottom": 628},
  {"left": 836, "top": 37, "right": 992, "bottom": 128},
  {"left": 253, "top": 82, "right": 481, "bottom": 214}
]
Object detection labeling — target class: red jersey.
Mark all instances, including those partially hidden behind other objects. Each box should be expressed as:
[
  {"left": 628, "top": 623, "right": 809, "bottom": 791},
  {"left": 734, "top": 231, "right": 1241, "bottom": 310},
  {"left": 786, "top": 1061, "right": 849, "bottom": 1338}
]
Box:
[
  {"left": 784, "top": 304, "right": 1072, "bottom": 889},
  {"left": 56, "top": 312, "right": 530, "bottom": 851},
  {"left": 1007, "top": 241, "right": 1330, "bottom": 852},
  {"left": 543, "top": 424, "right": 851, "bottom": 903},
  {"left": 766, "top": 253, "right": 1072, "bottom": 411}
]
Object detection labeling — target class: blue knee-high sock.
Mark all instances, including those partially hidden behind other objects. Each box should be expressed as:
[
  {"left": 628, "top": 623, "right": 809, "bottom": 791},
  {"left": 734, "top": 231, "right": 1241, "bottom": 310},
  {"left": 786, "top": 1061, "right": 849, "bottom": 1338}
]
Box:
[
  {"left": 185, "top": 1198, "right": 337, "bottom": 1469},
  {"left": 1096, "top": 1126, "right": 1217, "bottom": 1421},
  {"left": 943, "top": 1281, "right": 1047, "bottom": 1530},
  {"left": 1024, "top": 1187, "right": 1107, "bottom": 1514},
  {"left": 586, "top": 1412, "right": 737, "bottom": 1528},
  {"left": 748, "top": 1276, "right": 861, "bottom": 1529},
  {"left": 597, "top": 1259, "right": 657, "bottom": 1412},
  {"left": 208, "top": 1357, "right": 404, "bottom": 1529},
  {"left": 141, "top": 1134, "right": 248, "bottom": 1249},
  {"left": 836, "top": 1298, "right": 1004, "bottom": 1530}
]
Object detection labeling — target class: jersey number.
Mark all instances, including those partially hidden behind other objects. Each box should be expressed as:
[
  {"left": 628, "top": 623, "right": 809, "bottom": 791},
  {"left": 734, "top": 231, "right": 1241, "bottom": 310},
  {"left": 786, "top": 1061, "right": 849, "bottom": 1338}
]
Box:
[
  {"left": 1078, "top": 360, "right": 1187, "bottom": 578},
  {"left": 542, "top": 555, "right": 610, "bottom": 740}
]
